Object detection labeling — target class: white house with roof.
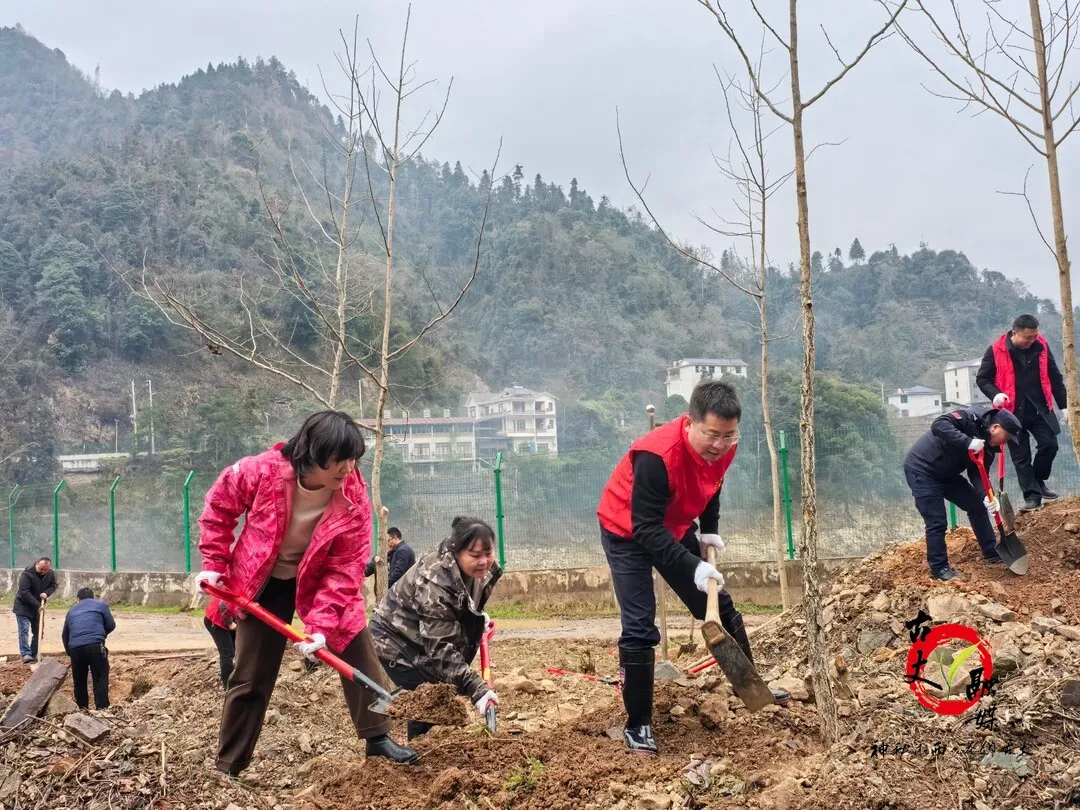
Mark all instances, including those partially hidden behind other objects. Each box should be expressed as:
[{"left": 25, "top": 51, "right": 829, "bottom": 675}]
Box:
[
  {"left": 944, "top": 359, "right": 989, "bottom": 407},
  {"left": 465, "top": 386, "right": 558, "bottom": 458},
  {"left": 665, "top": 358, "right": 748, "bottom": 402},
  {"left": 886, "top": 386, "right": 944, "bottom": 418}
]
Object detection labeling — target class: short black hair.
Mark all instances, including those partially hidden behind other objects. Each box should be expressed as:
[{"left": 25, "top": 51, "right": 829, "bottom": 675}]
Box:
[
  {"left": 448, "top": 516, "right": 496, "bottom": 554},
  {"left": 1013, "top": 314, "right": 1040, "bottom": 331},
  {"left": 689, "top": 380, "right": 742, "bottom": 422},
  {"left": 36, "top": 556, "right": 51, "bottom": 564},
  {"left": 77, "top": 587, "right": 94, "bottom": 600},
  {"left": 387, "top": 527, "right": 402, "bottom": 540},
  {"left": 280, "top": 411, "right": 365, "bottom": 476}
]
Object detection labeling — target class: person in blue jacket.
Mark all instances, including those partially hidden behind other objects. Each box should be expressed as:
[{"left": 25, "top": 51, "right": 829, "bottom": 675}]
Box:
[
  {"left": 364, "top": 527, "right": 416, "bottom": 591},
  {"left": 61, "top": 588, "right": 116, "bottom": 710},
  {"left": 903, "top": 406, "right": 1022, "bottom": 582}
]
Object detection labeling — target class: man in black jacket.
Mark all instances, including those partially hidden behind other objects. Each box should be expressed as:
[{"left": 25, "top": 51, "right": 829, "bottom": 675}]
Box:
[
  {"left": 12, "top": 557, "right": 57, "bottom": 663},
  {"left": 364, "top": 527, "right": 416, "bottom": 591},
  {"left": 976, "top": 314, "right": 1069, "bottom": 511},
  {"left": 903, "top": 407, "right": 1022, "bottom": 581},
  {"left": 61, "top": 587, "right": 116, "bottom": 710}
]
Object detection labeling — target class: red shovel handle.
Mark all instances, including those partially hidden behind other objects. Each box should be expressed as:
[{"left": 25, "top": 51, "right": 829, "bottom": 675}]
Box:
[{"left": 969, "top": 449, "right": 1006, "bottom": 532}]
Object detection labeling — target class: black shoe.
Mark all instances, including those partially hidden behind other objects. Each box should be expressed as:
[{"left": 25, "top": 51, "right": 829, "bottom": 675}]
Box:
[
  {"left": 623, "top": 724, "right": 659, "bottom": 755},
  {"left": 930, "top": 567, "right": 967, "bottom": 582},
  {"left": 982, "top": 552, "right": 1004, "bottom": 565},
  {"left": 770, "top": 688, "right": 791, "bottom": 706},
  {"left": 1020, "top": 498, "right": 1042, "bottom": 512},
  {"left": 1038, "top": 482, "right": 1059, "bottom": 501},
  {"left": 365, "top": 734, "right": 419, "bottom": 764}
]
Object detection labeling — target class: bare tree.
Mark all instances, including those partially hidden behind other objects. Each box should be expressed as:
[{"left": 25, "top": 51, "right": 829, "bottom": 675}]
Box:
[
  {"left": 889, "top": 0, "right": 1080, "bottom": 461},
  {"left": 125, "top": 9, "right": 499, "bottom": 526},
  {"left": 695, "top": 0, "right": 908, "bottom": 744}
]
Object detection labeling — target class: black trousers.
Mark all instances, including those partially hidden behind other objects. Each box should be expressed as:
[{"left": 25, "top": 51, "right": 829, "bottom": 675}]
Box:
[
  {"left": 69, "top": 642, "right": 110, "bottom": 710},
  {"left": 904, "top": 466, "right": 998, "bottom": 572},
  {"left": 1010, "top": 407, "right": 1059, "bottom": 501},
  {"left": 381, "top": 659, "right": 435, "bottom": 740},
  {"left": 601, "top": 526, "right": 743, "bottom": 651},
  {"left": 204, "top": 616, "right": 236, "bottom": 687}
]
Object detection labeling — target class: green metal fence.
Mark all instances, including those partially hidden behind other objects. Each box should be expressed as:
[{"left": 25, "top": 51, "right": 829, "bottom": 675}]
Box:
[{"left": 5, "top": 423, "right": 1080, "bottom": 572}]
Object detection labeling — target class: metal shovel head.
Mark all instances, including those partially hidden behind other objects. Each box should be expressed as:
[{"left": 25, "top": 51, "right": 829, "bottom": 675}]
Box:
[
  {"left": 367, "top": 694, "right": 393, "bottom": 715},
  {"left": 996, "top": 528, "right": 1029, "bottom": 576},
  {"left": 998, "top": 490, "right": 1017, "bottom": 534},
  {"left": 485, "top": 704, "right": 497, "bottom": 733},
  {"left": 701, "top": 619, "right": 774, "bottom": 712}
]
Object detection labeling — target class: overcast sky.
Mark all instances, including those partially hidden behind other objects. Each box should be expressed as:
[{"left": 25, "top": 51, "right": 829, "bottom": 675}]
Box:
[{"left": 7, "top": 0, "right": 1077, "bottom": 303}]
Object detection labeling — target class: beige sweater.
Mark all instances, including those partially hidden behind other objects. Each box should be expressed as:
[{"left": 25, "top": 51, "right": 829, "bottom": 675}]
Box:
[{"left": 271, "top": 481, "right": 333, "bottom": 579}]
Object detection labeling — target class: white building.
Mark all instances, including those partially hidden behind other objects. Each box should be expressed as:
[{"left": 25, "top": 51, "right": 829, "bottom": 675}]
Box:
[
  {"left": 465, "top": 386, "right": 558, "bottom": 458},
  {"left": 944, "top": 359, "right": 989, "bottom": 407},
  {"left": 665, "top": 358, "right": 748, "bottom": 402},
  {"left": 365, "top": 409, "right": 477, "bottom": 474},
  {"left": 886, "top": 386, "right": 944, "bottom": 418}
]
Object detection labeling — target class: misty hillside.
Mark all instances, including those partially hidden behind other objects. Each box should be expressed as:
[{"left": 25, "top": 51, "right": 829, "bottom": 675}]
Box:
[{"left": 0, "top": 25, "right": 1065, "bottom": 481}]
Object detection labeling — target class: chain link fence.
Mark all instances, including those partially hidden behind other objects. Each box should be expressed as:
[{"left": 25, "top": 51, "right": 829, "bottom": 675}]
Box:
[{"left": 5, "top": 422, "right": 1079, "bottom": 572}]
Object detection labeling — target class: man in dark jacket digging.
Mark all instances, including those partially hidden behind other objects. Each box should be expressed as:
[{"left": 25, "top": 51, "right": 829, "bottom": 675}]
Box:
[
  {"left": 62, "top": 587, "right": 116, "bottom": 710},
  {"left": 976, "top": 314, "right": 1069, "bottom": 512},
  {"left": 903, "top": 405, "right": 1022, "bottom": 582},
  {"left": 12, "top": 557, "right": 57, "bottom": 663},
  {"left": 596, "top": 380, "right": 787, "bottom": 756},
  {"left": 364, "top": 527, "right": 416, "bottom": 591}
]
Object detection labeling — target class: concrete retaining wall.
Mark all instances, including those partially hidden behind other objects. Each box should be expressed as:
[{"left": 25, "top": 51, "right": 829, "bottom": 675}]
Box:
[{"left": 3, "top": 557, "right": 861, "bottom": 609}]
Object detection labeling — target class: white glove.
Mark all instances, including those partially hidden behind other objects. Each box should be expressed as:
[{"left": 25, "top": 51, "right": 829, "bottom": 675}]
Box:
[
  {"left": 968, "top": 438, "right": 985, "bottom": 453},
  {"left": 39, "top": 593, "right": 48, "bottom": 602},
  {"left": 481, "top": 611, "right": 493, "bottom": 634},
  {"left": 984, "top": 496, "right": 999, "bottom": 519},
  {"left": 193, "top": 570, "right": 222, "bottom": 595},
  {"left": 474, "top": 689, "right": 498, "bottom": 714},
  {"left": 992, "top": 393, "right": 1010, "bottom": 409},
  {"left": 1061, "top": 410, "right": 1070, "bottom": 425},
  {"left": 699, "top": 533, "right": 726, "bottom": 554},
  {"left": 295, "top": 633, "right": 326, "bottom": 662},
  {"left": 693, "top": 560, "right": 725, "bottom": 593}
]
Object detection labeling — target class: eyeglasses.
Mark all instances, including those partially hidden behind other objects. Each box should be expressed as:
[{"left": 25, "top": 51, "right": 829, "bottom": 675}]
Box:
[{"left": 694, "top": 422, "right": 740, "bottom": 447}]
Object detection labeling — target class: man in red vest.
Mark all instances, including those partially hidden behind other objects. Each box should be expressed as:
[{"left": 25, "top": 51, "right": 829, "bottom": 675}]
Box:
[
  {"left": 976, "top": 314, "right": 1069, "bottom": 511},
  {"left": 597, "top": 380, "right": 786, "bottom": 755}
]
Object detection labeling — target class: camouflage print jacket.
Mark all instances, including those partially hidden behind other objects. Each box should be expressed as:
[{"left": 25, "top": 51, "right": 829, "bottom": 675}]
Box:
[{"left": 370, "top": 539, "right": 502, "bottom": 702}]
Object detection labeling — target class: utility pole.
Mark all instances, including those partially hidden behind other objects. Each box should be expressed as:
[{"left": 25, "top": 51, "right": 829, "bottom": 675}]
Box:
[
  {"left": 130, "top": 380, "right": 138, "bottom": 454},
  {"left": 147, "top": 379, "right": 155, "bottom": 455},
  {"left": 114, "top": 419, "right": 119, "bottom": 454}
]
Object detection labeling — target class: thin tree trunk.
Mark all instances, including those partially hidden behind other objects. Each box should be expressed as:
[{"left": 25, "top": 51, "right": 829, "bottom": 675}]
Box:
[
  {"left": 1029, "top": 0, "right": 1080, "bottom": 452},
  {"left": 327, "top": 141, "right": 354, "bottom": 409},
  {"left": 789, "top": 0, "right": 839, "bottom": 744},
  {"left": 761, "top": 302, "right": 789, "bottom": 609}
]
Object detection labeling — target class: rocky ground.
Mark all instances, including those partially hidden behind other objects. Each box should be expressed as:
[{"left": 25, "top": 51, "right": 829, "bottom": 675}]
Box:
[{"left": 1, "top": 501, "right": 1079, "bottom": 809}]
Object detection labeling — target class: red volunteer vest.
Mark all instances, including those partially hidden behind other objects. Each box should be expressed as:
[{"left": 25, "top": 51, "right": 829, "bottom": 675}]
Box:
[
  {"left": 597, "top": 414, "right": 736, "bottom": 541},
  {"left": 992, "top": 333, "right": 1053, "bottom": 411}
]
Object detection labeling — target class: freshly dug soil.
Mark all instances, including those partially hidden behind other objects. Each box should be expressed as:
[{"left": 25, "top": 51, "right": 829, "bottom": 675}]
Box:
[{"left": 386, "top": 682, "right": 472, "bottom": 726}]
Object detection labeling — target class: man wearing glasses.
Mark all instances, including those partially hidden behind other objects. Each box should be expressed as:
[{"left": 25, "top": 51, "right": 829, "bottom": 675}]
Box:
[{"left": 597, "top": 380, "right": 786, "bottom": 755}]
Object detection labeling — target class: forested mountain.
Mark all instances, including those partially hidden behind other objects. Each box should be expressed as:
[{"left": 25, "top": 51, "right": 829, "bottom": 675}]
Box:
[{"left": 0, "top": 25, "right": 1068, "bottom": 482}]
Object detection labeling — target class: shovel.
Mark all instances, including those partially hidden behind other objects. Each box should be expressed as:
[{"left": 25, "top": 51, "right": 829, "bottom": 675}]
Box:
[
  {"left": 201, "top": 581, "right": 394, "bottom": 714},
  {"left": 37, "top": 599, "right": 45, "bottom": 657},
  {"left": 970, "top": 450, "right": 1029, "bottom": 576},
  {"left": 699, "top": 547, "right": 774, "bottom": 712},
  {"left": 996, "top": 452, "right": 1017, "bottom": 533},
  {"left": 479, "top": 620, "right": 496, "bottom": 732}
]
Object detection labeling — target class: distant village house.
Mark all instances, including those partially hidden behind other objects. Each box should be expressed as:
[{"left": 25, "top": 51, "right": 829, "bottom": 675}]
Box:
[{"left": 665, "top": 358, "right": 748, "bottom": 402}]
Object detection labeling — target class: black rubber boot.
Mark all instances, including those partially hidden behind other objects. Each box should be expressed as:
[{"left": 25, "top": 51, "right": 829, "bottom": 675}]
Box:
[
  {"left": 619, "top": 648, "right": 659, "bottom": 755},
  {"left": 365, "top": 734, "right": 419, "bottom": 764},
  {"left": 726, "top": 612, "right": 790, "bottom": 706},
  {"left": 931, "top": 566, "right": 967, "bottom": 582},
  {"left": 1038, "top": 481, "right": 1059, "bottom": 501}
]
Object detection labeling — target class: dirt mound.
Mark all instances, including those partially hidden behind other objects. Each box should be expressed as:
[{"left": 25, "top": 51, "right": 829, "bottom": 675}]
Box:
[{"left": 386, "top": 682, "right": 472, "bottom": 725}]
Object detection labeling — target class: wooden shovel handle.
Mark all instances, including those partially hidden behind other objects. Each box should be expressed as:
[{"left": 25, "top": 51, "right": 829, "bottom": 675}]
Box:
[{"left": 704, "top": 545, "right": 720, "bottom": 624}]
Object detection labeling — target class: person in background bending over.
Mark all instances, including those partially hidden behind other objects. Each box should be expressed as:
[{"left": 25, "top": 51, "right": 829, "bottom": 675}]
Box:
[
  {"left": 976, "top": 313, "right": 1069, "bottom": 511},
  {"left": 364, "top": 527, "right": 416, "bottom": 591},
  {"left": 61, "top": 587, "right": 116, "bottom": 710},
  {"left": 194, "top": 410, "right": 417, "bottom": 777}
]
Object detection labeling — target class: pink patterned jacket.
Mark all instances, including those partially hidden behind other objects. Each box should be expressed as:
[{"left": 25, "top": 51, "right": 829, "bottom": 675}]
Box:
[{"left": 198, "top": 444, "right": 372, "bottom": 651}]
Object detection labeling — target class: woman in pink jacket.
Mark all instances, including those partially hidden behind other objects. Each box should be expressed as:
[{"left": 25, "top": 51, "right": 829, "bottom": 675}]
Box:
[{"left": 194, "top": 411, "right": 417, "bottom": 776}]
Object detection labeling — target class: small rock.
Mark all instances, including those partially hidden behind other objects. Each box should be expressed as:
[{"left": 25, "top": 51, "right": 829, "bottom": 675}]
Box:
[
  {"left": 973, "top": 777, "right": 988, "bottom": 792},
  {"left": 44, "top": 692, "right": 78, "bottom": 717},
  {"left": 556, "top": 703, "right": 584, "bottom": 722},
  {"left": 1051, "top": 598, "right": 1064, "bottom": 614},
  {"left": 1064, "top": 523, "right": 1080, "bottom": 534},
  {"left": 821, "top": 606, "right": 836, "bottom": 626},
  {"left": 697, "top": 695, "right": 732, "bottom": 729},
  {"left": 298, "top": 733, "right": 312, "bottom": 754},
  {"left": 870, "top": 592, "right": 890, "bottom": 612},
  {"left": 1032, "top": 617, "right": 1063, "bottom": 635},
  {"left": 226, "top": 804, "right": 244, "bottom": 810},
  {"left": 872, "top": 648, "right": 896, "bottom": 664},
  {"left": 857, "top": 629, "right": 894, "bottom": 655},
  {"left": 975, "top": 801, "right": 992, "bottom": 810},
  {"left": 653, "top": 660, "right": 683, "bottom": 681},
  {"left": 838, "top": 704, "right": 853, "bottom": 717},
  {"left": 985, "top": 582, "right": 1009, "bottom": 600},
  {"left": 636, "top": 794, "right": 672, "bottom": 810},
  {"left": 288, "top": 661, "right": 303, "bottom": 672},
  {"left": 1054, "top": 625, "right": 1080, "bottom": 642},
  {"left": 63, "top": 713, "right": 110, "bottom": 744},
  {"left": 1061, "top": 680, "right": 1080, "bottom": 708},
  {"left": 928, "top": 592, "right": 971, "bottom": 620},
  {"left": 539, "top": 679, "right": 557, "bottom": 693},
  {"left": 980, "top": 751, "right": 1031, "bottom": 777},
  {"left": 978, "top": 603, "right": 1017, "bottom": 623},
  {"left": 265, "top": 709, "right": 281, "bottom": 725},
  {"left": 504, "top": 676, "right": 539, "bottom": 695},
  {"left": 769, "top": 677, "right": 809, "bottom": 702},
  {"left": 669, "top": 705, "right": 686, "bottom": 717},
  {"left": 0, "top": 766, "right": 21, "bottom": 803},
  {"left": 609, "top": 782, "right": 629, "bottom": 799}
]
